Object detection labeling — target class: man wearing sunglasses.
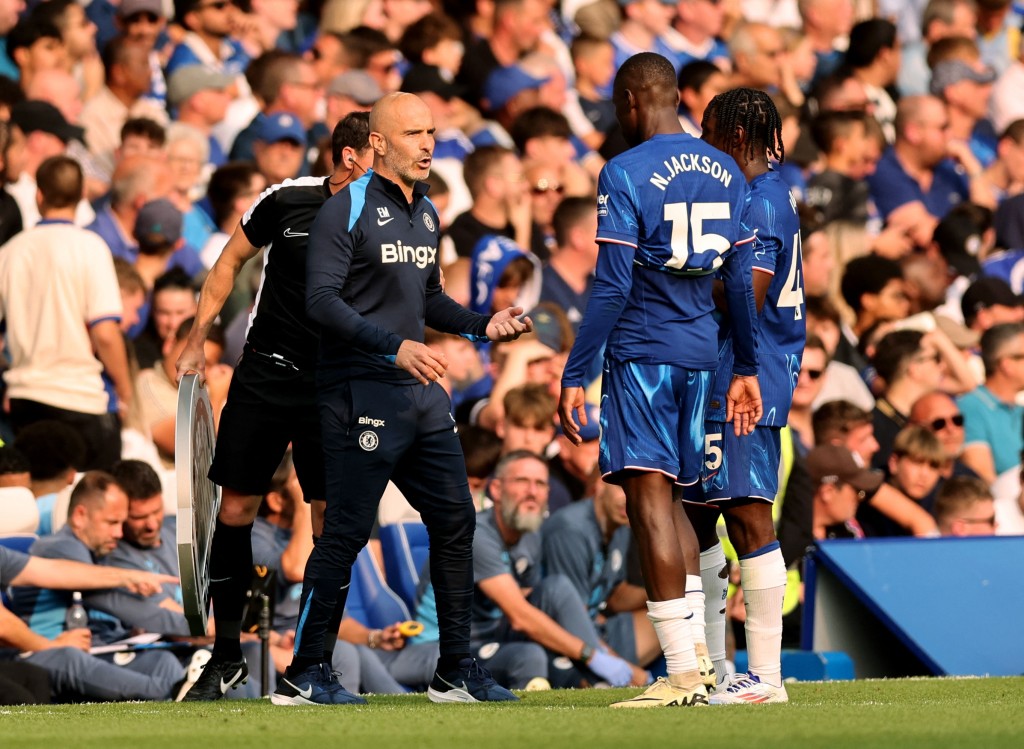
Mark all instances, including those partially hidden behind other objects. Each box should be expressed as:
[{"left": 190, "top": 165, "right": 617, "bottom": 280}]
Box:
[
  {"left": 166, "top": 0, "right": 249, "bottom": 80},
  {"left": 910, "top": 390, "right": 978, "bottom": 481}
]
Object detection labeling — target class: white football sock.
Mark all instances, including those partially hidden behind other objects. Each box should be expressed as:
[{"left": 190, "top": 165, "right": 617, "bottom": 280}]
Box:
[
  {"left": 700, "top": 542, "right": 729, "bottom": 678},
  {"left": 646, "top": 597, "right": 697, "bottom": 675},
  {"left": 739, "top": 544, "right": 787, "bottom": 688},
  {"left": 684, "top": 574, "right": 705, "bottom": 646}
]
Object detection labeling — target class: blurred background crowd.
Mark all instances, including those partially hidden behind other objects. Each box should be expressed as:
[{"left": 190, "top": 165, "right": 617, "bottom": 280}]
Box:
[{"left": 0, "top": 0, "right": 1022, "bottom": 704}]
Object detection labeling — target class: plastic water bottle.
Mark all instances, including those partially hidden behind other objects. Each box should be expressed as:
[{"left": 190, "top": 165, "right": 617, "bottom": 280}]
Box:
[{"left": 65, "top": 591, "right": 88, "bottom": 630}]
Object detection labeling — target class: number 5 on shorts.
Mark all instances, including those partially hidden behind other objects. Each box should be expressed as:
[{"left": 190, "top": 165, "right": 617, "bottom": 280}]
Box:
[{"left": 704, "top": 432, "right": 723, "bottom": 470}]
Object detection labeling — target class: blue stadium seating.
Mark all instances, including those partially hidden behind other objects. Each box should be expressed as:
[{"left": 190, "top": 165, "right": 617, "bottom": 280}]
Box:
[
  {"left": 379, "top": 522, "right": 430, "bottom": 612},
  {"left": 0, "top": 533, "right": 37, "bottom": 555},
  {"left": 804, "top": 537, "right": 1024, "bottom": 677},
  {"left": 345, "top": 545, "right": 411, "bottom": 630}
]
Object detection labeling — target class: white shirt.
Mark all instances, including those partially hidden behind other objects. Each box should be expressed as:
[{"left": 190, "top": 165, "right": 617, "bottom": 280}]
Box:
[
  {"left": 991, "top": 60, "right": 1024, "bottom": 134},
  {"left": 0, "top": 222, "right": 122, "bottom": 413}
]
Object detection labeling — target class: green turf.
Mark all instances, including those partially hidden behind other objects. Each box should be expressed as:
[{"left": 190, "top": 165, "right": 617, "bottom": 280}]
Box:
[{"left": 3, "top": 678, "right": 1022, "bottom": 749}]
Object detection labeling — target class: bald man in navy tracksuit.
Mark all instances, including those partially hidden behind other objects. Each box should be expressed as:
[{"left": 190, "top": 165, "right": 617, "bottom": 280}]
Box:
[{"left": 274, "top": 93, "right": 531, "bottom": 707}]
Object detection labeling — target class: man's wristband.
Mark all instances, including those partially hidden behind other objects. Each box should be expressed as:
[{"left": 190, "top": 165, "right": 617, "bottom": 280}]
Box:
[
  {"left": 580, "top": 643, "right": 594, "bottom": 662},
  {"left": 368, "top": 629, "right": 382, "bottom": 649}
]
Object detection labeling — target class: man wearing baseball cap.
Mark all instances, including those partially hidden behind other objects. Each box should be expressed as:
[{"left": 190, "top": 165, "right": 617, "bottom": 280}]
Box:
[
  {"left": 960, "top": 276, "right": 1024, "bottom": 335},
  {"left": 807, "top": 444, "right": 884, "bottom": 540},
  {"left": 326, "top": 70, "right": 383, "bottom": 127},
  {"left": 930, "top": 57, "right": 999, "bottom": 168},
  {"left": 133, "top": 198, "right": 185, "bottom": 289},
  {"left": 7, "top": 99, "right": 92, "bottom": 228},
  {"left": 169, "top": 64, "right": 234, "bottom": 166},
  {"left": 253, "top": 111, "right": 306, "bottom": 186}
]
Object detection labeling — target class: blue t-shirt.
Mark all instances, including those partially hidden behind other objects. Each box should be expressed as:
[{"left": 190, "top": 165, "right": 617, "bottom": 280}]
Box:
[
  {"left": 708, "top": 171, "right": 805, "bottom": 427},
  {"left": 562, "top": 132, "right": 757, "bottom": 386},
  {"left": 165, "top": 37, "right": 250, "bottom": 78},
  {"left": 540, "top": 499, "right": 630, "bottom": 619},
  {"left": 982, "top": 251, "right": 1024, "bottom": 293},
  {"left": 540, "top": 266, "right": 592, "bottom": 331},
  {"left": 867, "top": 147, "right": 968, "bottom": 220},
  {"left": 958, "top": 385, "right": 1023, "bottom": 476},
  {"left": 251, "top": 518, "right": 303, "bottom": 632},
  {"left": 675, "top": 38, "right": 730, "bottom": 70},
  {"left": 470, "top": 509, "right": 541, "bottom": 645}
]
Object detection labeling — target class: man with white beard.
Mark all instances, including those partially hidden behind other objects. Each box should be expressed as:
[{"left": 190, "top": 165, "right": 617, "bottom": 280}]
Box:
[{"left": 469, "top": 450, "right": 644, "bottom": 689}]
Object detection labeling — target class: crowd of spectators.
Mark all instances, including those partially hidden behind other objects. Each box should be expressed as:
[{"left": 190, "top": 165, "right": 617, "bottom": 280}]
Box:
[{"left": 1, "top": 0, "right": 1022, "bottom": 703}]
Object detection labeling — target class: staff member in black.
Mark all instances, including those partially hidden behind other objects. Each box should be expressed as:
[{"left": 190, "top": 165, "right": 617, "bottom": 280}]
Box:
[
  {"left": 273, "top": 93, "right": 532, "bottom": 706},
  {"left": 174, "top": 114, "right": 374, "bottom": 702}
]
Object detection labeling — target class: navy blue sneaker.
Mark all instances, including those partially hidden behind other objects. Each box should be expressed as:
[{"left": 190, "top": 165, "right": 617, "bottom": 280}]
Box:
[
  {"left": 271, "top": 663, "right": 368, "bottom": 706},
  {"left": 427, "top": 658, "right": 520, "bottom": 703}
]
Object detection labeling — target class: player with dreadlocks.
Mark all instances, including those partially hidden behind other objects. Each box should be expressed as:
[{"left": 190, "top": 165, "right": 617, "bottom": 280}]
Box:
[
  {"left": 559, "top": 54, "right": 763, "bottom": 709},
  {"left": 686, "top": 87, "right": 805, "bottom": 704}
]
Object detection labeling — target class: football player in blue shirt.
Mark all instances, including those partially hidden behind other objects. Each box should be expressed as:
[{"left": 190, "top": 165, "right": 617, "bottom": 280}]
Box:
[
  {"left": 689, "top": 88, "right": 806, "bottom": 705},
  {"left": 559, "top": 52, "right": 763, "bottom": 709}
]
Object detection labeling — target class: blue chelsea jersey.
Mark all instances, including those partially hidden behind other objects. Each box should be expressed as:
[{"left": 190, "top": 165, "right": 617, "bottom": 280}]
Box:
[
  {"left": 709, "top": 171, "right": 806, "bottom": 426},
  {"left": 563, "top": 132, "right": 755, "bottom": 384}
]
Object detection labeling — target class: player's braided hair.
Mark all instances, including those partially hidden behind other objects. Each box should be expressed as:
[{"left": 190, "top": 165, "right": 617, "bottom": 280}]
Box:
[{"left": 702, "top": 88, "right": 785, "bottom": 164}]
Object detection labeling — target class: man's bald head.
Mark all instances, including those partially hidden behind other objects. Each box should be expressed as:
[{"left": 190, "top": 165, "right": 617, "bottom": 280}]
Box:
[
  {"left": 368, "top": 92, "right": 435, "bottom": 193},
  {"left": 895, "top": 94, "right": 944, "bottom": 137},
  {"left": 369, "top": 92, "right": 429, "bottom": 137},
  {"left": 910, "top": 390, "right": 957, "bottom": 423}
]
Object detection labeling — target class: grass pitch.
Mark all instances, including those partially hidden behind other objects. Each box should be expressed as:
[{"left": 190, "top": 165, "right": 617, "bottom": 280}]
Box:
[{"left": 2, "top": 677, "right": 1022, "bottom": 749}]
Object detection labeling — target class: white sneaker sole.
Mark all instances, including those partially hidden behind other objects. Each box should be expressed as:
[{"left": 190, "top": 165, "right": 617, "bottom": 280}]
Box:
[
  {"left": 271, "top": 692, "right": 323, "bottom": 706},
  {"left": 710, "top": 691, "right": 788, "bottom": 705},
  {"left": 427, "top": 686, "right": 480, "bottom": 703}
]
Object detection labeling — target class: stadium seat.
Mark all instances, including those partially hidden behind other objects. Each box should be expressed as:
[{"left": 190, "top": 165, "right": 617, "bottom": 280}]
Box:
[
  {"left": 0, "top": 487, "right": 40, "bottom": 534},
  {"left": 379, "top": 521, "right": 430, "bottom": 612},
  {"left": 345, "top": 545, "right": 411, "bottom": 630},
  {"left": 0, "top": 533, "right": 37, "bottom": 555}
]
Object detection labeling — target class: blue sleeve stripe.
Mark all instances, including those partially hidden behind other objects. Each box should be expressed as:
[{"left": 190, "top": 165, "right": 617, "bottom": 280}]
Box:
[
  {"left": 347, "top": 174, "right": 370, "bottom": 232},
  {"left": 88, "top": 315, "right": 122, "bottom": 327},
  {"left": 460, "top": 333, "right": 489, "bottom": 342}
]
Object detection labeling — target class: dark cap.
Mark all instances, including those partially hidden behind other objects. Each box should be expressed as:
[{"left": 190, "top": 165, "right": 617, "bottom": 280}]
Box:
[
  {"left": 961, "top": 276, "right": 1022, "bottom": 324},
  {"left": 401, "top": 64, "right": 464, "bottom": 101},
  {"left": 134, "top": 198, "right": 182, "bottom": 251},
  {"left": 807, "top": 445, "right": 884, "bottom": 492},
  {"left": 934, "top": 211, "right": 982, "bottom": 279},
  {"left": 929, "top": 60, "right": 997, "bottom": 97},
  {"left": 9, "top": 100, "right": 85, "bottom": 144},
  {"left": 256, "top": 111, "right": 306, "bottom": 145}
]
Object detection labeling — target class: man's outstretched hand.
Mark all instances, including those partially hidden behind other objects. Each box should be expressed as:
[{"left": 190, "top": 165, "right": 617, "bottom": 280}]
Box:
[
  {"left": 725, "top": 375, "right": 763, "bottom": 436},
  {"left": 486, "top": 306, "right": 533, "bottom": 342}
]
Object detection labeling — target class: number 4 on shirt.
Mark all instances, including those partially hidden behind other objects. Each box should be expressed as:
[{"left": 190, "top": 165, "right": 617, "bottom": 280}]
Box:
[{"left": 778, "top": 231, "right": 804, "bottom": 321}]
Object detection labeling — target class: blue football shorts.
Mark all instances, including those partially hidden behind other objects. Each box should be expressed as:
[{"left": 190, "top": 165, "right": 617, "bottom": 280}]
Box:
[{"left": 599, "top": 360, "right": 712, "bottom": 488}]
